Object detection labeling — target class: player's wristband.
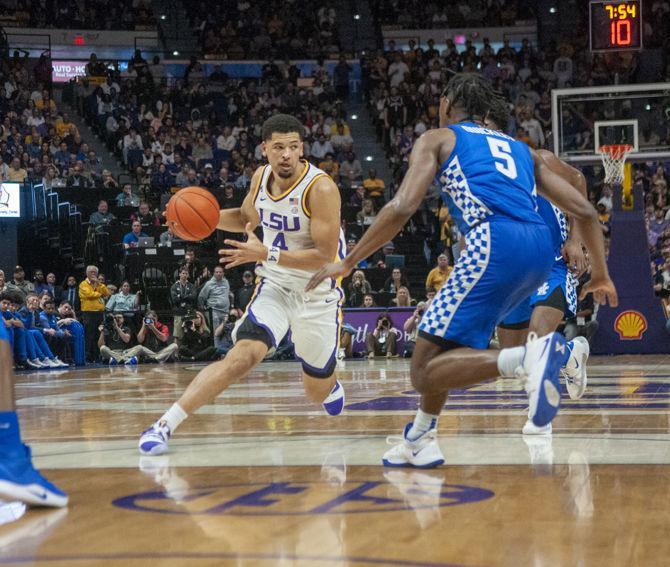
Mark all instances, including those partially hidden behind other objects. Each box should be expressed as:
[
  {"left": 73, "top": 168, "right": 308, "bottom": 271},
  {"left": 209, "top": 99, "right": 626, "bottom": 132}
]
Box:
[{"left": 266, "top": 246, "right": 281, "bottom": 264}]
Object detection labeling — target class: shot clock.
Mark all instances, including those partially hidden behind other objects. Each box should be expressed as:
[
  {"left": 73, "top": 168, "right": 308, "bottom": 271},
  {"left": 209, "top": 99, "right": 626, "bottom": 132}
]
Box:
[{"left": 589, "top": 1, "right": 642, "bottom": 52}]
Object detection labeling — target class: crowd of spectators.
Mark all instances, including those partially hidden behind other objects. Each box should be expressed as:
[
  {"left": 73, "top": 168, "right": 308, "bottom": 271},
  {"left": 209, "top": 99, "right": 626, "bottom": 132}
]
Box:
[
  {"left": 372, "top": 0, "right": 534, "bottom": 29},
  {"left": 0, "top": 0, "right": 155, "bottom": 30},
  {"left": 189, "top": 1, "right": 341, "bottom": 58},
  {"left": 0, "top": 248, "right": 258, "bottom": 369}
]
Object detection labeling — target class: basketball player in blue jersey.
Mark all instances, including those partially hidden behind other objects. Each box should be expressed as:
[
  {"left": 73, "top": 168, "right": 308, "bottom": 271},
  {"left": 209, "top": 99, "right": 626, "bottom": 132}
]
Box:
[
  {"left": 485, "top": 99, "right": 592, "bottom": 436},
  {"left": 0, "top": 315, "right": 68, "bottom": 506},
  {"left": 139, "top": 114, "right": 347, "bottom": 455},
  {"left": 308, "top": 74, "right": 617, "bottom": 468}
]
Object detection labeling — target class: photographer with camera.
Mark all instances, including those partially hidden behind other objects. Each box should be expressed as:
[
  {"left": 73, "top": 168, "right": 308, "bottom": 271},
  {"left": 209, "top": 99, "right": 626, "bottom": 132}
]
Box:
[
  {"left": 213, "top": 312, "right": 236, "bottom": 356},
  {"left": 170, "top": 269, "right": 197, "bottom": 344},
  {"left": 365, "top": 313, "right": 399, "bottom": 359},
  {"left": 97, "top": 313, "right": 139, "bottom": 365},
  {"left": 178, "top": 310, "right": 218, "bottom": 362},
  {"left": 403, "top": 301, "right": 427, "bottom": 358},
  {"left": 136, "top": 310, "right": 178, "bottom": 363}
]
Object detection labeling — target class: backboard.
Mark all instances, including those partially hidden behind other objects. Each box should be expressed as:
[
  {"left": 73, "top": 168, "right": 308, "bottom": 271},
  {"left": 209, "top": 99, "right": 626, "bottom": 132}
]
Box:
[{"left": 552, "top": 82, "right": 670, "bottom": 164}]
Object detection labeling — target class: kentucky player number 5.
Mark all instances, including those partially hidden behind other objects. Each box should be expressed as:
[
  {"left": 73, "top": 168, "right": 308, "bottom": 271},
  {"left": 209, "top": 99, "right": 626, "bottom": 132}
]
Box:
[{"left": 486, "top": 137, "right": 518, "bottom": 180}]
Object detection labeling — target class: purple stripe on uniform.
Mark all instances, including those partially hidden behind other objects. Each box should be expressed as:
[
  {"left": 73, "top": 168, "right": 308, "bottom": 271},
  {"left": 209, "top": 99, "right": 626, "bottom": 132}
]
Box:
[{"left": 297, "top": 287, "right": 344, "bottom": 378}]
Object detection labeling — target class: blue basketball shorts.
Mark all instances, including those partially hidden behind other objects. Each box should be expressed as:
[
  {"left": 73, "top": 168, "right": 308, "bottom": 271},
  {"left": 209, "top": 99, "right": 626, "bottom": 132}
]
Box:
[
  {"left": 418, "top": 220, "right": 554, "bottom": 349},
  {"left": 0, "top": 320, "right": 9, "bottom": 344},
  {"left": 500, "top": 256, "right": 579, "bottom": 328}
]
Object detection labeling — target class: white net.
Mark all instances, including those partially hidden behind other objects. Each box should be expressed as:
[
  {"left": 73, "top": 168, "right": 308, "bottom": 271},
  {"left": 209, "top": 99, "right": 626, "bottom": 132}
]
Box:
[{"left": 599, "top": 145, "right": 632, "bottom": 185}]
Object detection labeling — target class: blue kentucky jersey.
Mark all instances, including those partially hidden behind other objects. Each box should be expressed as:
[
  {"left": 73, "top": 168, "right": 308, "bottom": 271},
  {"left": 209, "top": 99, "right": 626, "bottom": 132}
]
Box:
[
  {"left": 437, "top": 122, "right": 544, "bottom": 235},
  {"left": 536, "top": 195, "right": 568, "bottom": 253}
]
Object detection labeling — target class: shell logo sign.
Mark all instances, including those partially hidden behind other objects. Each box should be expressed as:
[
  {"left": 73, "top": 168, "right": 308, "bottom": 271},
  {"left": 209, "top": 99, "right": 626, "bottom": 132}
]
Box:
[{"left": 614, "top": 310, "right": 648, "bottom": 340}]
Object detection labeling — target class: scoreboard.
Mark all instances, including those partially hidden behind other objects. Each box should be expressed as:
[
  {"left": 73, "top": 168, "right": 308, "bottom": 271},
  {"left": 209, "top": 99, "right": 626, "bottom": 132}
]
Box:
[{"left": 589, "top": 1, "right": 642, "bottom": 52}]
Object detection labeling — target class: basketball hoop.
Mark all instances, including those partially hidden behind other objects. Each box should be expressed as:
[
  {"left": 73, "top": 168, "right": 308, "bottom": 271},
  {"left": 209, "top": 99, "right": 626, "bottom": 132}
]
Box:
[{"left": 599, "top": 144, "right": 633, "bottom": 185}]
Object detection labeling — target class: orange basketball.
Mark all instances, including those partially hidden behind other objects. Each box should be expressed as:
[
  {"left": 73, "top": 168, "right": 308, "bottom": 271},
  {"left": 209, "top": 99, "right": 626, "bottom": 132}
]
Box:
[{"left": 166, "top": 186, "right": 220, "bottom": 241}]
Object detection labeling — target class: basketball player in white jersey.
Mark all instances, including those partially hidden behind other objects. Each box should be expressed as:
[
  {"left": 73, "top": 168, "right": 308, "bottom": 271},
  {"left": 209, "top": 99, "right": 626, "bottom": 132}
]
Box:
[{"left": 139, "top": 114, "right": 346, "bottom": 455}]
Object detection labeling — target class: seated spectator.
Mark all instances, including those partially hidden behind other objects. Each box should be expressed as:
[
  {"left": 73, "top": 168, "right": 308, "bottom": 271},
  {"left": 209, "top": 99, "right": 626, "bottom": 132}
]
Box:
[
  {"left": 131, "top": 202, "right": 162, "bottom": 228},
  {"left": 171, "top": 269, "right": 198, "bottom": 342},
  {"left": 38, "top": 298, "right": 72, "bottom": 364},
  {"left": 362, "top": 293, "right": 376, "bottom": 308},
  {"left": 32, "top": 269, "right": 48, "bottom": 295},
  {"left": 363, "top": 168, "right": 385, "bottom": 206},
  {"left": 318, "top": 153, "right": 339, "bottom": 182},
  {"left": 42, "top": 273, "right": 61, "bottom": 299},
  {"left": 101, "top": 169, "right": 119, "bottom": 191},
  {"left": 59, "top": 276, "right": 81, "bottom": 311},
  {"left": 403, "top": 302, "right": 427, "bottom": 358},
  {"left": 6, "top": 266, "right": 35, "bottom": 301},
  {"left": 348, "top": 270, "right": 373, "bottom": 307},
  {"left": 198, "top": 266, "right": 232, "bottom": 331},
  {"left": 8, "top": 158, "right": 27, "bottom": 182},
  {"left": 365, "top": 313, "right": 399, "bottom": 358},
  {"left": 178, "top": 311, "right": 218, "bottom": 362},
  {"left": 350, "top": 185, "right": 367, "bottom": 208},
  {"left": 18, "top": 293, "right": 68, "bottom": 367},
  {"left": 390, "top": 286, "right": 415, "bottom": 307},
  {"left": 340, "top": 151, "right": 363, "bottom": 186},
  {"left": 383, "top": 267, "right": 409, "bottom": 294},
  {"left": 136, "top": 310, "right": 179, "bottom": 362},
  {"left": 123, "top": 220, "right": 149, "bottom": 249},
  {"left": 425, "top": 254, "right": 452, "bottom": 292},
  {"left": 116, "top": 183, "right": 141, "bottom": 208},
  {"left": 67, "top": 162, "right": 93, "bottom": 188},
  {"left": 1, "top": 291, "right": 34, "bottom": 369},
  {"left": 356, "top": 199, "right": 377, "bottom": 227},
  {"left": 233, "top": 270, "right": 256, "bottom": 316},
  {"left": 89, "top": 200, "right": 116, "bottom": 231},
  {"left": 106, "top": 281, "right": 141, "bottom": 312},
  {"left": 97, "top": 313, "right": 139, "bottom": 365},
  {"left": 56, "top": 301, "right": 85, "bottom": 366}
]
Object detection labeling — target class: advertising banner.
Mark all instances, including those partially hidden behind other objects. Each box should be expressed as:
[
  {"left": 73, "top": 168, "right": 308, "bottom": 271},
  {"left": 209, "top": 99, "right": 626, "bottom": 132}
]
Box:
[{"left": 342, "top": 308, "right": 415, "bottom": 354}]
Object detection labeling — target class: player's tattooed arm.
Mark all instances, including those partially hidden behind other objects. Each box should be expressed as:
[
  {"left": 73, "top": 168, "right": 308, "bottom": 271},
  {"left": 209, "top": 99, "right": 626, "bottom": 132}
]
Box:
[{"left": 217, "top": 167, "right": 262, "bottom": 233}]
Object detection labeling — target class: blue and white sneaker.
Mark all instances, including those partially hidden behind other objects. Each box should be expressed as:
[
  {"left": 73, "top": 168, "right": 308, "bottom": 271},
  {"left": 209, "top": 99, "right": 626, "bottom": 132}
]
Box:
[
  {"left": 0, "top": 444, "right": 68, "bottom": 507},
  {"left": 322, "top": 380, "right": 345, "bottom": 416},
  {"left": 382, "top": 423, "right": 445, "bottom": 468},
  {"left": 522, "top": 332, "right": 570, "bottom": 427},
  {"left": 563, "top": 336, "right": 589, "bottom": 400},
  {"left": 125, "top": 356, "right": 138, "bottom": 366},
  {"left": 108, "top": 357, "right": 118, "bottom": 366},
  {"left": 138, "top": 422, "right": 171, "bottom": 455}
]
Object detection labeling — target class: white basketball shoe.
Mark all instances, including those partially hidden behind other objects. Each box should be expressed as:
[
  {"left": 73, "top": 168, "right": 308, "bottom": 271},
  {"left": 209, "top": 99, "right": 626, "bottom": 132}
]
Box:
[
  {"left": 382, "top": 423, "right": 445, "bottom": 468},
  {"left": 563, "top": 336, "right": 590, "bottom": 400},
  {"left": 138, "top": 421, "right": 171, "bottom": 455}
]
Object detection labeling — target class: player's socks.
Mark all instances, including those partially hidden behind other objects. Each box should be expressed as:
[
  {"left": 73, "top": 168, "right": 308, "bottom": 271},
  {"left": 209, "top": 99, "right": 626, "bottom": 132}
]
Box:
[
  {"left": 497, "top": 346, "right": 526, "bottom": 377},
  {"left": 322, "top": 380, "right": 345, "bottom": 416},
  {"left": 160, "top": 403, "right": 188, "bottom": 433},
  {"left": 406, "top": 409, "right": 439, "bottom": 441},
  {"left": 138, "top": 403, "right": 187, "bottom": 456}
]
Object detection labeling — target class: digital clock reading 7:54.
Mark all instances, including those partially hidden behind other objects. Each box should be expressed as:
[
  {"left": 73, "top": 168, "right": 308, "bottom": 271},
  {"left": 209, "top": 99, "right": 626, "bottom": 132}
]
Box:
[{"left": 589, "top": 0, "right": 642, "bottom": 52}]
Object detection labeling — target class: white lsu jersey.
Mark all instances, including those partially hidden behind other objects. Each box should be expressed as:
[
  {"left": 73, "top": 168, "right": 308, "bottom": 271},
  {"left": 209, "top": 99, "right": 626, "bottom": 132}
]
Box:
[{"left": 252, "top": 160, "right": 346, "bottom": 293}]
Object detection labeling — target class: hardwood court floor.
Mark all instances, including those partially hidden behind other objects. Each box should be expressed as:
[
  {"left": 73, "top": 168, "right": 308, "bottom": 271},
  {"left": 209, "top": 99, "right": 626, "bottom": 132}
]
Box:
[{"left": 2, "top": 356, "right": 670, "bottom": 566}]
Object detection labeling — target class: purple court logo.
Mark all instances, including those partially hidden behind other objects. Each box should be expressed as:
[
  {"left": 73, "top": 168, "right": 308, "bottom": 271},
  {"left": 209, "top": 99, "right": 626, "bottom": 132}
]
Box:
[{"left": 113, "top": 479, "right": 494, "bottom": 516}]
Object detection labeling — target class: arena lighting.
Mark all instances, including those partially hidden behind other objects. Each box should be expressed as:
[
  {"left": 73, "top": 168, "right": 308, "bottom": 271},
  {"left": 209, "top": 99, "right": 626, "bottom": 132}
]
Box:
[
  {"left": 549, "top": 6, "right": 557, "bottom": 14},
  {"left": 351, "top": 114, "right": 358, "bottom": 120},
  {"left": 353, "top": 14, "right": 360, "bottom": 20},
  {"left": 365, "top": 155, "right": 373, "bottom": 161},
  {"left": 160, "top": 14, "right": 167, "bottom": 20},
  {"left": 172, "top": 50, "right": 179, "bottom": 56},
  {"left": 645, "top": 104, "right": 651, "bottom": 110}
]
